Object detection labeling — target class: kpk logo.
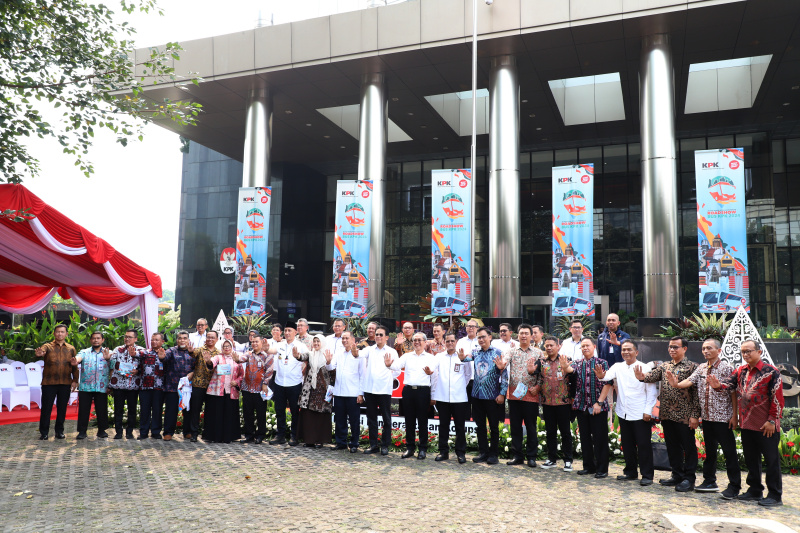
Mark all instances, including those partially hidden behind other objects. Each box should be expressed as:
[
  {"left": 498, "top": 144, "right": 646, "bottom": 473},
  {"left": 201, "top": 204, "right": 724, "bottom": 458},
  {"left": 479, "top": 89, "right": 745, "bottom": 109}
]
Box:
[
  {"left": 437, "top": 180, "right": 451, "bottom": 187},
  {"left": 345, "top": 202, "right": 366, "bottom": 227},
  {"left": 341, "top": 190, "right": 355, "bottom": 196},
  {"left": 701, "top": 162, "right": 720, "bottom": 169},
  {"left": 219, "top": 248, "right": 236, "bottom": 274},
  {"left": 563, "top": 189, "right": 587, "bottom": 216},
  {"left": 558, "top": 176, "right": 574, "bottom": 184},
  {"left": 441, "top": 193, "right": 464, "bottom": 219},
  {"left": 708, "top": 176, "right": 737, "bottom": 205}
]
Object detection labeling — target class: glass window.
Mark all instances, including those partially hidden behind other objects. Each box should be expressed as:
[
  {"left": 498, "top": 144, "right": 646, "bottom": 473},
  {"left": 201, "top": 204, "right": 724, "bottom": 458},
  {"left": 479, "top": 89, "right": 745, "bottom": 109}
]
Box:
[
  {"left": 680, "top": 138, "right": 706, "bottom": 172},
  {"left": 603, "top": 145, "right": 626, "bottom": 174},
  {"left": 555, "top": 148, "right": 577, "bottom": 167},
  {"left": 531, "top": 151, "right": 553, "bottom": 178}
]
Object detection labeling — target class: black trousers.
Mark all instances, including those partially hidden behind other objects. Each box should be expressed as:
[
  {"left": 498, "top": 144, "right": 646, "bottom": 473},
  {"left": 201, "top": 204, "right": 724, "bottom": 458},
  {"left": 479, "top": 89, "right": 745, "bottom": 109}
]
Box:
[
  {"left": 508, "top": 400, "right": 539, "bottom": 460},
  {"left": 162, "top": 392, "right": 180, "bottom": 436},
  {"left": 473, "top": 398, "right": 502, "bottom": 457},
  {"left": 661, "top": 419, "right": 698, "bottom": 483},
  {"left": 39, "top": 384, "right": 71, "bottom": 436},
  {"left": 333, "top": 396, "right": 361, "bottom": 447},
  {"left": 364, "top": 392, "right": 392, "bottom": 448},
  {"left": 575, "top": 410, "right": 609, "bottom": 474},
  {"left": 187, "top": 386, "right": 206, "bottom": 436},
  {"left": 466, "top": 380, "right": 474, "bottom": 421},
  {"left": 111, "top": 389, "right": 138, "bottom": 433},
  {"left": 618, "top": 417, "right": 654, "bottom": 480},
  {"left": 402, "top": 386, "right": 431, "bottom": 452},
  {"left": 138, "top": 389, "right": 163, "bottom": 437},
  {"left": 741, "top": 428, "right": 782, "bottom": 500},
  {"left": 702, "top": 421, "right": 741, "bottom": 491},
  {"left": 273, "top": 382, "right": 301, "bottom": 440},
  {"left": 76, "top": 391, "right": 108, "bottom": 434},
  {"left": 242, "top": 390, "right": 267, "bottom": 438},
  {"left": 542, "top": 404, "right": 573, "bottom": 462},
  {"left": 436, "top": 401, "right": 468, "bottom": 455}
]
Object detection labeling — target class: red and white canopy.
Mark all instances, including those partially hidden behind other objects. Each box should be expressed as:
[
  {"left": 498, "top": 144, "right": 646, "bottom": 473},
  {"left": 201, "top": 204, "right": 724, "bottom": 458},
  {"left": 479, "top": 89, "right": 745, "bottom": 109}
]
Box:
[{"left": 0, "top": 184, "right": 162, "bottom": 347}]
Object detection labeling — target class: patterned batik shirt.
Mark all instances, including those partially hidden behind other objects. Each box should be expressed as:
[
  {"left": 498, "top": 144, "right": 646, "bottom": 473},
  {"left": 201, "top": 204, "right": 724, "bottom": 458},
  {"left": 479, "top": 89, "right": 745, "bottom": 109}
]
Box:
[
  {"left": 534, "top": 356, "right": 572, "bottom": 407},
  {"left": 687, "top": 359, "right": 735, "bottom": 423},
  {"left": 719, "top": 360, "right": 785, "bottom": 431},
  {"left": 570, "top": 356, "right": 610, "bottom": 412},
  {"left": 240, "top": 351, "right": 274, "bottom": 394},
  {"left": 468, "top": 347, "right": 508, "bottom": 400},
  {"left": 504, "top": 346, "right": 542, "bottom": 403},
  {"left": 640, "top": 357, "right": 701, "bottom": 424},
  {"left": 190, "top": 345, "right": 219, "bottom": 389},
  {"left": 394, "top": 336, "right": 414, "bottom": 355},
  {"left": 39, "top": 341, "right": 78, "bottom": 386},
  {"left": 77, "top": 347, "right": 111, "bottom": 393},
  {"left": 427, "top": 339, "right": 447, "bottom": 356},
  {"left": 138, "top": 349, "right": 164, "bottom": 391},
  {"left": 108, "top": 345, "right": 144, "bottom": 390},
  {"left": 161, "top": 347, "right": 195, "bottom": 393}
]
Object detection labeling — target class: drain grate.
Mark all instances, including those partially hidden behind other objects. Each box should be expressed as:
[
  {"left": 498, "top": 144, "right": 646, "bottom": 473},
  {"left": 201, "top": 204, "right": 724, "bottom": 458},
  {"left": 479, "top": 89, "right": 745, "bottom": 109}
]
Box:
[{"left": 694, "top": 522, "right": 777, "bottom": 533}]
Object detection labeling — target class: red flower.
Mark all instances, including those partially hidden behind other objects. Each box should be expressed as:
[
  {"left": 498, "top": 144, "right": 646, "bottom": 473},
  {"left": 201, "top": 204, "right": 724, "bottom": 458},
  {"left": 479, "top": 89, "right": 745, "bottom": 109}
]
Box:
[
  {"left": 402, "top": 439, "right": 406, "bottom": 444},
  {"left": 394, "top": 442, "right": 401, "bottom": 447},
  {"left": 791, "top": 469, "right": 799, "bottom": 475},
  {"left": 793, "top": 454, "right": 799, "bottom": 460},
  {"left": 658, "top": 432, "right": 664, "bottom": 438},
  {"left": 788, "top": 442, "right": 795, "bottom": 447}
]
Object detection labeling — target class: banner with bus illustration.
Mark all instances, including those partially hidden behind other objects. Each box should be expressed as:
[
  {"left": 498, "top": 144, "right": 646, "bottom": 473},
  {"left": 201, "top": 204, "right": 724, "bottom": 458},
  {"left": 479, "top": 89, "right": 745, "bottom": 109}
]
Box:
[
  {"left": 695, "top": 148, "right": 750, "bottom": 313},
  {"left": 331, "top": 180, "right": 372, "bottom": 319},
  {"left": 431, "top": 169, "right": 472, "bottom": 316},
  {"left": 234, "top": 187, "right": 272, "bottom": 316},
  {"left": 552, "top": 164, "right": 595, "bottom": 317}
]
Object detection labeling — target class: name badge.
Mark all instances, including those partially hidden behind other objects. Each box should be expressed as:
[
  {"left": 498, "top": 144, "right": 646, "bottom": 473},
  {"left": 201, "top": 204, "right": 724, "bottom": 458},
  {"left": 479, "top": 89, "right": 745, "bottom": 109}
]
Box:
[
  {"left": 454, "top": 364, "right": 461, "bottom": 372},
  {"left": 257, "top": 361, "right": 262, "bottom": 368}
]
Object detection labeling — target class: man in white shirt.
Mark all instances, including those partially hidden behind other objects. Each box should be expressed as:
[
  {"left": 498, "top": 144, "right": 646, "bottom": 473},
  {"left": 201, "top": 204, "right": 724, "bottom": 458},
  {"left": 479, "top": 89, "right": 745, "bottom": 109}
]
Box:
[
  {"left": 359, "top": 325, "right": 399, "bottom": 456},
  {"left": 326, "top": 318, "right": 347, "bottom": 357},
  {"left": 216, "top": 326, "right": 247, "bottom": 354},
  {"left": 296, "top": 318, "right": 314, "bottom": 351},
  {"left": 267, "top": 324, "right": 282, "bottom": 348},
  {"left": 325, "top": 330, "right": 363, "bottom": 452},
  {"left": 431, "top": 331, "right": 472, "bottom": 463},
  {"left": 559, "top": 318, "right": 596, "bottom": 360},
  {"left": 596, "top": 339, "right": 657, "bottom": 486},
  {"left": 456, "top": 319, "right": 480, "bottom": 420},
  {"left": 386, "top": 332, "right": 436, "bottom": 460},
  {"left": 532, "top": 325, "right": 545, "bottom": 351},
  {"left": 188, "top": 318, "right": 208, "bottom": 349},
  {"left": 269, "top": 320, "right": 308, "bottom": 446},
  {"left": 490, "top": 322, "right": 517, "bottom": 354}
]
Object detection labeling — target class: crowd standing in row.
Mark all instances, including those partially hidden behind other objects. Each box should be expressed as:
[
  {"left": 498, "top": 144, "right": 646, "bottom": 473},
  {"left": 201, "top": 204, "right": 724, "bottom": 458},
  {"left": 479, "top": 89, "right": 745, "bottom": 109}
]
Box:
[{"left": 34, "top": 315, "right": 785, "bottom": 507}]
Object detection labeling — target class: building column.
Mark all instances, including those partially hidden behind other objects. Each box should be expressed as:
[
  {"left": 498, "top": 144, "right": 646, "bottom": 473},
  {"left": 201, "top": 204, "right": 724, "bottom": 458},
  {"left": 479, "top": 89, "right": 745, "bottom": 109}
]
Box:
[
  {"left": 488, "top": 56, "right": 521, "bottom": 318},
  {"left": 359, "top": 73, "right": 387, "bottom": 316},
  {"left": 242, "top": 87, "right": 272, "bottom": 187},
  {"left": 640, "top": 34, "right": 680, "bottom": 321}
]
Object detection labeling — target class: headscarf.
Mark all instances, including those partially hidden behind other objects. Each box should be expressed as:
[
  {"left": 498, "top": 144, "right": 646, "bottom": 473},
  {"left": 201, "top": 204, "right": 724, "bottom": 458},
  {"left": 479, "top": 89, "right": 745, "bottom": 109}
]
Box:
[{"left": 309, "top": 334, "right": 327, "bottom": 389}]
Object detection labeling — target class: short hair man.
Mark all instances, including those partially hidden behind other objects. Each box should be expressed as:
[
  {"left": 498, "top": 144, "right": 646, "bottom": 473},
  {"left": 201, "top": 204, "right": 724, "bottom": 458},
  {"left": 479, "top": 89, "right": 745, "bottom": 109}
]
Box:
[
  {"left": 491, "top": 323, "right": 517, "bottom": 354},
  {"left": 427, "top": 323, "right": 447, "bottom": 355},
  {"left": 186, "top": 329, "right": 219, "bottom": 442},
  {"left": 239, "top": 335, "right": 274, "bottom": 444},
  {"left": 456, "top": 319, "right": 481, "bottom": 420},
  {"left": 188, "top": 318, "right": 207, "bottom": 349},
  {"left": 559, "top": 319, "right": 595, "bottom": 361},
  {"left": 73, "top": 331, "right": 111, "bottom": 440},
  {"left": 531, "top": 325, "right": 545, "bottom": 351},
  {"left": 108, "top": 329, "right": 144, "bottom": 439},
  {"left": 429, "top": 331, "right": 472, "bottom": 463},
  {"left": 268, "top": 324, "right": 283, "bottom": 348},
  {"left": 270, "top": 320, "right": 308, "bottom": 446},
  {"left": 327, "top": 318, "right": 348, "bottom": 355},
  {"left": 34, "top": 324, "right": 78, "bottom": 440},
  {"left": 138, "top": 332, "right": 166, "bottom": 440},
  {"left": 597, "top": 313, "right": 631, "bottom": 366},
  {"left": 158, "top": 330, "right": 195, "bottom": 441},
  {"left": 325, "top": 330, "right": 364, "bottom": 452},
  {"left": 296, "top": 318, "right": 314, "bottom": 351},
  {"left": 359, "top": 325, "right": 400, "bottom": 455},
  {"left": 394, "top": 322, "right": 415, "bottom": 355},
  {"left": 357, "top": 322, "right": 379, "bottom": 350},
  {"left": 530, "top": 335, "right": 573, "bottom": 470}
]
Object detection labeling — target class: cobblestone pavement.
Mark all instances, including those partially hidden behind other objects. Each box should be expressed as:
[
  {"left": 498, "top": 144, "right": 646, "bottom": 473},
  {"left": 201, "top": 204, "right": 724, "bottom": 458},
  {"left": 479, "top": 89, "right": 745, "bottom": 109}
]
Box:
[{"left": 1, "top": 422, "right": 797, "bottom": 532}]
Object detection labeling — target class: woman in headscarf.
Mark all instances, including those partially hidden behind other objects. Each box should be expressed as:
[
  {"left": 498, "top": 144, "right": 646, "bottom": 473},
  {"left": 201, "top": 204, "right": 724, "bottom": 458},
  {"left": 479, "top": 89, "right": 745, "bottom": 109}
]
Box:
[
  {"left": 204, "top": 340, "right": 243, "bottom": 443},
  {"left": 296, "top": 334, "right": 334, "bottom": 448}
]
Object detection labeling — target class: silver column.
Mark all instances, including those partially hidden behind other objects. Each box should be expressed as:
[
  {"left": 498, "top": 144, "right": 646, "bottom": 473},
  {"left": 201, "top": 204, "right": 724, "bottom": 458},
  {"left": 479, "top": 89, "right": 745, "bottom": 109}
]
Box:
[
  {"left": 640, "top": 34, "right": 680, "bottom": 317},
  {"left": 359, "top": 73, "right": 388, "bottom": 315},
  {"left": 488, "top": 56, "right": 521, "bottom": 318},
  {"left": 242, "top": 87, "right": 272, "bottom": 187}
]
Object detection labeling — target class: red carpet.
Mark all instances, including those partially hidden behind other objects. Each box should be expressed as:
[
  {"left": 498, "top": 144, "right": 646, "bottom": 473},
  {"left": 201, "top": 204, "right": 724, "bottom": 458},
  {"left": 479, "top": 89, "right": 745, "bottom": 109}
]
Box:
[{"left": 0, "top": 404, "right": 79, "bottom": 426}]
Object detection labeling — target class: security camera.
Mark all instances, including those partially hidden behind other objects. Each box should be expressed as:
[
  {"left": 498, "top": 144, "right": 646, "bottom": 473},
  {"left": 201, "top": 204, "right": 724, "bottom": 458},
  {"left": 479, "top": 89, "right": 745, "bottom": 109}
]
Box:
[{"left": 485, "top": 0, "right": 493, "bottom": 5}]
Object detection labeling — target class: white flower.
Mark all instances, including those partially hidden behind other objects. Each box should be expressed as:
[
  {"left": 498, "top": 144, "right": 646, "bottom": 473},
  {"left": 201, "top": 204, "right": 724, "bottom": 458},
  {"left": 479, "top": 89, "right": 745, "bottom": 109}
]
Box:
[
  {"left": 504, "top": 446, "right": 509, "bottom": 452},
  {"left": 506, "top": 437, "right": 512, "bottom": 443}
]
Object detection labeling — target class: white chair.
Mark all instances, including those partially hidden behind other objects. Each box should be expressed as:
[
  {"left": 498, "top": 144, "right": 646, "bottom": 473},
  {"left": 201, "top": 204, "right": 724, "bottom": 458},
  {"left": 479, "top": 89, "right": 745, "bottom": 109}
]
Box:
[
  {"left": 12, "top": 362, "right": 27, "bottom": 386},
  {"left": 66, "top": 367, "right": 79, "bottom": 406},
  {"left": 0, "top": 363, "right": 30, "bottom": 412},
  {"left": 36, "top": 360, "right": 44, "bottom": 369},
  {"left": 25, "top": 363, "right": 42, "bottom": 408}
]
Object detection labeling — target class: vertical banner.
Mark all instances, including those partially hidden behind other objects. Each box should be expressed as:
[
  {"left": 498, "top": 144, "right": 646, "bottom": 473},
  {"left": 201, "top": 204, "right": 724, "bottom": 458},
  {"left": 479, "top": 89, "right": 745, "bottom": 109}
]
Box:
[
  {"left": 431, "top": 169, "right": 473, "bottom": 316},
  {"left": 234, "top": 187, "right": 271, "bottom": 316},
  {"left": 331, "top": 180, "right": 372, "bottom": 318},
  {"left": 696, "top": 148, "right": 750, "bottom": 313},
  {"left": 552, "top": 164, "right": 595, "bottom": 317}
]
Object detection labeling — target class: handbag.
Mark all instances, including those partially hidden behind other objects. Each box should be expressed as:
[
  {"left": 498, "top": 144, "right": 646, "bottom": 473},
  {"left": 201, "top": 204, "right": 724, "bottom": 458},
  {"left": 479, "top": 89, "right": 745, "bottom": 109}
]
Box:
[{"left": 652, "top": 442, "right": 671, "bottom": 470}]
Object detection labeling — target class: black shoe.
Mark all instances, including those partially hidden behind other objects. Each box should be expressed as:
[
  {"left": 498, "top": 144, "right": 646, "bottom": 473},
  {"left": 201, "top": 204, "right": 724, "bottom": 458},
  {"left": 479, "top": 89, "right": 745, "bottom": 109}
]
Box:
[
  {"left": 190, "top": 436, "right": 198, "bottom": 443},
  {"left": 617, "top": 475, "right": 637, "bottom": 481},
  {"left": 695, "top": 481, "right": 719, "bottom": 493},
  {"left": 254, "top": 437, "right": 263, "bottom": 444},
  {"left": 594, "top": 473, "right": 608, "bottom": 479},
  {"left": 137, "top": 435, "right": 149, "bottom": 440},
  {"left": 720, "top": 488, "right": 739, "bottom": 500},
  {"left": 126, "top": 431, "right": 134, "bottom": 440},
  {"left": 315, "top": 444, "right": 324, "bottom": 449},
  {"left": 486, "top": 456, "right": 498, "bottom": 465},
  {"left": 151, "top": 433, "right": 162, "bottom": 440},
  {"left": 472, "top": 453, "right": 488, "bottom": 463},
  {"left": 55, "top": 433, "right": 65, "bottom": 439},
  {"left": 659, "top": 477, "right": 680, "bottom": 486},
  {"left": 758, "top": 497, "right": 782, "bottom": 507},
  {"left": 330, "top": 445, "right": 347, "bottom": 451},
  {"left": 435, "top": 453, "right": 449, "bottom": 461},
  {"left": 381, "top": 447, "right": 389, "bottom": 456},
  {"left": 288, "top": 438, "right": 299, "bottom": 447},
  {"left": 527, "top": 459, "right": 537, "bottom": 468},
  {"left": 737, "top": 492, "right": 762, "bottom": 502},
  {"left": 507, "top": 457, "right": 524, "bottom": 465},
  {"left": 269, "top": 437, "right": 287, "bottom": 445},
  {"left": 363, "top": 447, "right": 380, "bottom": 455},
  {"left": 640, "top": 479, "right": 653, "bottom": 486},
  {"left": 243, "top": 437, "right": 255, "bottom": 443},
  {"left": 417, "top": 450, "right": 426, "bottom": 460},
  {"left": 96, "top": 431, "right": 108, "bottom": 438},
  {"left": 675, "top": 480, "right": 695, "bottom": 492},
  {"left": 401, "top": 449, "right": 415, "bottom": 459},
  {"left": 577, "top": 469, "right": 596, "bottom": 476},
  {"left": 114, "top": 432, "right": 123, "bottom": 440},
  {"left": 457, "top": 455, "right": 467, "bottom": 464},
  {"left": 76, "top": 433, "right": 87, "bottom": 440},
  {"left": 38, "top": 433, "right": 48, "bottom": 440},
  {"left": 349, "top": 447, "right": 359, "bottom": 453},
  {"left": 303, "top": 443, "right": 315, "bottom": 448}
]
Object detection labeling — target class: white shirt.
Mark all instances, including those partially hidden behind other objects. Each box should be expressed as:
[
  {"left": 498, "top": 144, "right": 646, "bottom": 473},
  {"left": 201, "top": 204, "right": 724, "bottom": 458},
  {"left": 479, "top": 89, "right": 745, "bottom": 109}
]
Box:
[
  {"left": 456, "top": 336, "right": 479, "bottom": 381},
  {"left": 491, "top": 338, "right": 517, "bottom": 355},
  {"left": 188, "top": 331, "right": 206, "bottom": 349},
  {"left": 267, "top": 338, "right": 282, "bottom": 349},
  {"left": 215, "top": 338, "right": 247, "bottom": 354},
  {"left": 325, "top": 343, "right": 363, "bottom": 397},
  {"left": 359, "top": 345, "right": 400, "bottom": 396},
  {"left": 275, "top": 339, "right": 308, "bottom": 387},
  {"left": 325, "top": 334, "right": 345, "bottom": 358},
  {"left": 390, "top": 350, "right": 436, "bottom": 387},
  {"left": 602, "top": 360, "right": 657, "bottom": 421},
  {"left": 559, "top": 337, "right": 596, "bottom": 361},
  {"left": 431, "top": 351, "right": 472, "bottom": 403}
]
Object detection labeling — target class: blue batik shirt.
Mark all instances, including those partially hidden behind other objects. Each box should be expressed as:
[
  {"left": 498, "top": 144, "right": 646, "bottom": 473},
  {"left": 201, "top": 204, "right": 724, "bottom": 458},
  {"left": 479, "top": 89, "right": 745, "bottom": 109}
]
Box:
[
  {"left": 467, "top": 347, "right": 508, "bottom": 400},
  {"left": 77, "top": 347, "right": 111, "bottom": 393}
]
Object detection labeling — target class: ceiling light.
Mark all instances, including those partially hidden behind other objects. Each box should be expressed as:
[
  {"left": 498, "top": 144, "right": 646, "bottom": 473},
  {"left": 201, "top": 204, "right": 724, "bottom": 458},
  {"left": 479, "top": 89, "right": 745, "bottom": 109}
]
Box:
[
  {"left": 420, "top": 125, "right": 427, "bottom": 129},
  {"left": 529, "top": 114, "right": 536, "bottom": 118},
  {"left": 777, "top": 115, "right": 784, "bottom": 119},
  {"left": 792, "top": 86, "right": 799, "bottom": 90},
  {"left": 541, "top": 138, "right": 548, "bottom": 141},
  {"left": 783, "top": 102, "right": 790, "bottom": 106},
  {"left": 433, "top": 137, "right": 438, "bottom": 140},
  {"left": 306, "top": 123, "right": 312, "bottom": 127},
  {"left": 443, "top": 147, "right": 448, "bottom": 150},
  {"left": 285, "top": 110, "right": 293, "bottom": 114},
  {"left": 323, "top": 135, "right": 330, "bottom": 139},
  {"left": 536, "top": 127, "right": 542, "bottom": 131},
  {"left": 522, "top": 99, "right": 528, "bottom": 103},
  {"left": 340, "top": 145, "right": 346, "bottom": 148},
  {"left": 392, "top": 97, "right": 399, "bottom": 101},
  {"left": 408, "top": 112, "right": 414, "bottom": 116}
]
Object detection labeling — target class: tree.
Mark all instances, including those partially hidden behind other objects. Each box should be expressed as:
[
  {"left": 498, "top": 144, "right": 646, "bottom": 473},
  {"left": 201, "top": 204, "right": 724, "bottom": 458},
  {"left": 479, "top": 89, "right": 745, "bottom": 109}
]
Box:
[{"left": 0, "top": 0, "right": 202, "bottom": 183}]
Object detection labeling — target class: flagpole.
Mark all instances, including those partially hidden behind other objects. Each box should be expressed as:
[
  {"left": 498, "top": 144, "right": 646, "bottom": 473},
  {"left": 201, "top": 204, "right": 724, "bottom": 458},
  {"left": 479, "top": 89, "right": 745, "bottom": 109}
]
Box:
[{"left": 470, "top": 0, "right": 477, "bottom": 312}]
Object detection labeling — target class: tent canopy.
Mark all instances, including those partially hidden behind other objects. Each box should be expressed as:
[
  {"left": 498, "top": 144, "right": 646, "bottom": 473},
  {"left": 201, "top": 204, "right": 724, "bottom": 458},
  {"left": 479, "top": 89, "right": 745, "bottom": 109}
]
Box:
[{"left": 0, "top": 184, "right": 161, "bottom": 347}]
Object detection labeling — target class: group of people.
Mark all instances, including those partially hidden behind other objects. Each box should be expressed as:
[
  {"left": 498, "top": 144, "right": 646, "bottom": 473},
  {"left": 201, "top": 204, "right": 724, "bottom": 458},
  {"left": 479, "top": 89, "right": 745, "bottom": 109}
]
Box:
[{"left": 34, "top": 315, "right": 785, "bottom": 507}]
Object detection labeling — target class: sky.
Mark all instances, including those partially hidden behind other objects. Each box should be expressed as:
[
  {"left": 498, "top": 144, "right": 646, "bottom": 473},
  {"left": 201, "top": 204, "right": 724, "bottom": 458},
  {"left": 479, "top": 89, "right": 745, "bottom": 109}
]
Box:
[{"left": 20, "top": 0, "right": 366, "bottom": 292}]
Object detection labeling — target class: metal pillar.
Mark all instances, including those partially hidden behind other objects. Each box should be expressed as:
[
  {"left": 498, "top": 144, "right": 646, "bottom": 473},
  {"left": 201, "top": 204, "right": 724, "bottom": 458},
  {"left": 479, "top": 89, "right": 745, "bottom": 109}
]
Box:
[
  {"left": 488, "top": 56, "right": 521, "bottom": 318},
  {"left": 359, "top": 73, "right": 388, "bottom": 315},
  {"left": 640, "top": 34, "right": 680, "bottom": 318},
  {"left": 242, "top": 87, "right": 272, "bottom": 187}
]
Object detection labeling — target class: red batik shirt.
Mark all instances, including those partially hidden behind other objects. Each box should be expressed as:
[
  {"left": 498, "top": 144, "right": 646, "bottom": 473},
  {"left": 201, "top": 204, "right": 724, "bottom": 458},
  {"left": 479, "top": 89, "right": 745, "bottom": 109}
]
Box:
[{"left": 720, "top": 360, "right": 784, "bottom": 431}]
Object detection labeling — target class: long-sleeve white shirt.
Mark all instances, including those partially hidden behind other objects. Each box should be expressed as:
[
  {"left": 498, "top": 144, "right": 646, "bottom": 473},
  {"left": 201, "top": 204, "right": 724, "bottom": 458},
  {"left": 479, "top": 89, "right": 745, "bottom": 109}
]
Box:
[
  {"left": 325, "top": 334, "right": 345, "bottom": 359},
  {"left": 326, "top": 344, "right": 363, "bottom": 397},
  {"left": 602, "top": 360, "right": 657, "bottom": 421},
  {"left": 490, "top": 338, "right": 517, "bottom": 355},
  {"left": 456, "top": 335, "right": 479, "bottom": 381},
  {"left": 431, "top": 351, "right": 472, "bottom": 403},
  {"left": 359, "top": 345, "right": 400, "bottom": 396},
  {"left": 188, "top": 331, "right": 207, "bottom": 350},
  {"left": 559, "top": 337, "right": 596, "bottom": 361},
  {"left": 389, "top": 350, "right": 436, "bottom": 388},
  {"left": 275, "top": 339, "right": 308, "bottom": 387}
]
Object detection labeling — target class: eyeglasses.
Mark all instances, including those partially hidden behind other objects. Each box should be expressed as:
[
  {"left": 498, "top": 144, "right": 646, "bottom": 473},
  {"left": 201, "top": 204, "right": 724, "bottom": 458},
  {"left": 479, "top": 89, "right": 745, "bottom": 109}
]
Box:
[
  {"left": 741, "top": 349, "right": 758, "bottom": 356},
  {"left": 569, "top": 326, "right": 582, "bottom": 330},
  {"left": 412, "top": 339, "right": 424, "bottom": 343},
  {"left": 375, "top": 333, "right": 385, "bottom": 337},
  {"left": 466, "top": 325, "right": 477, "bottom": 328},
  {"left": 667, "top": 345, "right": 681, "bottom": 350},
  {"left": 445, "top": 339, "right": 456, "bottom": 343},
  {"left": 499, "top": 329, "right": 509, "bottom": 333},
  {"left": 124, "top": 335, "right": 136, "bottom": 339}
]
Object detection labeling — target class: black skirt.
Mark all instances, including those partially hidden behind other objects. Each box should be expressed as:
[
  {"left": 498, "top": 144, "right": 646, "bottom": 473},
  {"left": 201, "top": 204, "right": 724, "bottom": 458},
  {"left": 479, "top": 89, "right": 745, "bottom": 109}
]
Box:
[{"left": 204, "top": 393, "right": 241, "bottom": 443}]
